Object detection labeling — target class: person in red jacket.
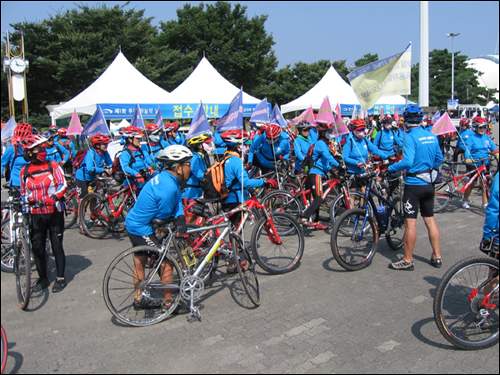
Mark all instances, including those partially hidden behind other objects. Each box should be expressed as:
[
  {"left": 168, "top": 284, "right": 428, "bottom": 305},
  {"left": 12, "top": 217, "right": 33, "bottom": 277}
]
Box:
[{"left": 19, "top": 134, "right": 68, "bottom": 293}]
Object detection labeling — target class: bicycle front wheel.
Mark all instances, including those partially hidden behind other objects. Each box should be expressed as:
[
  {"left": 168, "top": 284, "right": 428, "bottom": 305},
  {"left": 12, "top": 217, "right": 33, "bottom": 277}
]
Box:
[
  {"left": 434, "top": 181, "right": 453, "bottom": 213},
  {"left": 260, "top": 190, "right": 303, "bottom": 218},
  {"left": 1, "top": 324, "right": 7, "bottom": 374},
  {"left": 79, "top": 193, "right": 111, "bottom": 239},
  {"left": 16, "top": 238, "right": 31, "bottom": 310},
  {"left": 103, "top": 246, "right": 182, "bottom": 327},
  {"left": 330, "top": 208, "right": 378, "bottom": 271},
  {"left": 233, "top": 236, "right": 260, "bottom": 307},
  {"left": 63, "top": 192, "right": 79, "bottom": 229},
  {"left": 434, "top": 256, "right": 499, "bottom": 350},
  {"left": 251, "top": 212, "right": 304, "bottom": 274},
  {"left": 1, "top": 218, "right": 14, "bottom": 273}
]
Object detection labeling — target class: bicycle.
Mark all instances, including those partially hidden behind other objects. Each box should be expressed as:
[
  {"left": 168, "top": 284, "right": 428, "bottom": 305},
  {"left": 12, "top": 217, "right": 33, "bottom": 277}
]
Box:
[
  {"left": 434, "top": 158, "right": 491, "bottom": 213},
  {"left": 1, "top": 196, "right": 41, "bottom": 310},
  {"left": 62, "top": 174, "right": 79, "bottom": 229},
  {"left": 103, "top": 214, "right": 260, "bottom": 326},
  {"left": 330, "top": 169, "right": 406, "bottom": 271},
  {"left": 433, "top": 242, "right": 498, "bottom": 349},
  {"left": 78, "top": 175, "right": 137, "bottom": 239},
  {"left": 1, "top": 324, "right": 6, "bottom": 374}
]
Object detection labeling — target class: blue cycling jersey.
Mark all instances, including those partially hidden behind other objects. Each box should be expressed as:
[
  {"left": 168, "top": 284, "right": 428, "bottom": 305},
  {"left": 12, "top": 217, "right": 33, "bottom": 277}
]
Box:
[
  {"left": 309, "top": 139, "right": 340, "bottom": 178},
  {"left": 483, "top": 172, "right": 499, "bottom": 240},
  {"left": 125, "top": 171, "right": 184, "bottom": 236},
  {"left": 456, "top": 128, "right": 474, "bottom": 151},
  {"left": 222, "top": 154, "right": 265, "bottom": 204},
  {"left": 388, "top": 126, "right": 444, "bottom": 186},
  {"left": 248, "top": 133, "right": 290, "bottom": 169},
  {"left": 464, "top": 132, "right": 497, "bottom": 167},
  {"left": 0, "top": 144, "right": 29, "bottom": 187},
  {"left": 343, "top": 135, "right": 392, "bottom": 174},
  {"left": 75, "top": 148, "right": 113, "bottom": 182},
  {"left": 182, "top": 152, "right": 207, "bottom": 199},
  {"left": 293, "top": 135, "right": 312, "bottom": 171},
  {"left": 373, "top": 128, "right": 403, "bottom": 152}
]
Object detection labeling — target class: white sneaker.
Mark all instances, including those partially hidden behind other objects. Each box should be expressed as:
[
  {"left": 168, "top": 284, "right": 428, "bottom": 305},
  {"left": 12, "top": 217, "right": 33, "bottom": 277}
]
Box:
[
  {"left": 462, "top": 201, "right": 470, "bottom": 209},
  {"left": 481, "top": 204, "right": 488, "bottom": 210}
]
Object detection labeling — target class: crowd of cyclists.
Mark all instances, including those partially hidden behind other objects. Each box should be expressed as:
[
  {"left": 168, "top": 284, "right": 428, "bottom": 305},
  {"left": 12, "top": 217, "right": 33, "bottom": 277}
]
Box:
[{"left": 1, "top": 104, "right": 498, "bottom": 308}]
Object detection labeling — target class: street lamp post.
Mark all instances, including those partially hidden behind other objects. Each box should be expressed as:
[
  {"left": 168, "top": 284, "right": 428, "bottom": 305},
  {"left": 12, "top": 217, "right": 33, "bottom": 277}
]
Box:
[{"left": 446, "top": 33, "right": 460, "bottom": 101}]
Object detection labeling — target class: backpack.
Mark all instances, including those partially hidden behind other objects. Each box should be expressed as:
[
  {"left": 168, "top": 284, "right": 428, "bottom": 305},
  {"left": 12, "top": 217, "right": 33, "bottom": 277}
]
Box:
[
  {"left": 72, "top": 150, "right": 88, "bottom": 171},
  {"left": 301, "top": 144, "right": 319, "bottom": 173},
  {"left": 111, "top": 148, "right": 138, "bottom": 183},
  {"left": 201, "top": 152, "right": 239, "bottom": 200},
  {"left": 57, "top": 139, "right": 74, "bottom": 160}
]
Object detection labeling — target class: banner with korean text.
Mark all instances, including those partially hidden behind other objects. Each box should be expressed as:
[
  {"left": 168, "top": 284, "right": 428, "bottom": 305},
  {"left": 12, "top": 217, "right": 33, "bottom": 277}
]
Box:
[
  {"left": 431, "top": 112, "right": 456, "bottom": 136},
  {"left": 347, "top": 43, "right": 412, "bottom": 110}
]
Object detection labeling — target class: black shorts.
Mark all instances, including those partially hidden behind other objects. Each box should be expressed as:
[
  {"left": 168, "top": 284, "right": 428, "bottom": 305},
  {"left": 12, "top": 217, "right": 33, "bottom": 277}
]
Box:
[
  {"left": 127, "top": 231, "right": 161, "bottom": 257},
  {"left": 402, "top": 184, "right": 435, "bottom": 219}
]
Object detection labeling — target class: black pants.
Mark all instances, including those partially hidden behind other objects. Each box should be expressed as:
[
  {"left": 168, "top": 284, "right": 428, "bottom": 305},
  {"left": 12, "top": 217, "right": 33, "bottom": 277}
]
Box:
[{"left": 31, "top": 211, "right": 66, "bottom": 279}]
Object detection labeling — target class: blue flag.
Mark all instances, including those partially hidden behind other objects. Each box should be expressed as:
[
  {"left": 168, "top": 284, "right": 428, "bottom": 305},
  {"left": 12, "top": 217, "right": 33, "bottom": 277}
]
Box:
[
  {"left": 80, "top": 106, "right": 110, "bottom": 142},
  {"left": 432, "top": 110, "right": 441, "bottom": 123},
  {"left": 270, "top": 104, "right": 288, "bottom": 128},
  {"left": 130, "top": 104, "right": 145, "bottom": 129},
  {"left": 216, "top": 88, "right": 243, "bottom": 132},
  {"left": 249, "top": 97, "right": 270, "bottom": 126},
  {"left": 1, "top": 116, "right": 17, "bottom": 142},
  {"left": 153, "top": 107, "right": 164, "bottom": 129},
  {"left": 187, "top": 102, "right": 211, "bottom": 140}
]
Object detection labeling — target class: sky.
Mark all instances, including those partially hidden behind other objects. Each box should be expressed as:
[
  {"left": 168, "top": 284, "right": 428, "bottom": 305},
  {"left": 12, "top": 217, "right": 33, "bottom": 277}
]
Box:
[{"left": 1, "top": 1, "right": 499, "bottom": 69}]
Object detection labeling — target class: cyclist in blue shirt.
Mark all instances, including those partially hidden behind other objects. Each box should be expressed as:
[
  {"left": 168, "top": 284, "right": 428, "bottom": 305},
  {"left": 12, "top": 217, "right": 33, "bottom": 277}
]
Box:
[
  {"left": 125, "top": 145, "right": 192, "bottom": 313},
  {"left": 388, "top": 104, "right": 444, "bottom": 271},
  {"left": 56, "top": 127, "right": 76, "bottom": 174},
  {"left": 43, "top": 131, "right": 71, "bottom": 167},
  {"left": 164, "top": 122, "right": 186, "bottom": 146},
  {"left": 119, "top": 126, "right": 154, "bottom": 189},
  {"left": 293, "top": 121, "right": 313, "bottom": 174},
  {"left": 1, "top": 123, "right": 32, "bottom": 188},
  {"left": 373, "top": 116, "right": 403, "bottom": 153},
  {"left": 141, "top": 124, "right": 167, "bottom": 170},
  {"left": 248, "top": 124, "right": 290, "bottom": 174},
  {"left": 463, "top": 117, "right": 498, "bottom": 210},
  {"left": 453, "top": 118, "right": 474, "bottom": 162}
]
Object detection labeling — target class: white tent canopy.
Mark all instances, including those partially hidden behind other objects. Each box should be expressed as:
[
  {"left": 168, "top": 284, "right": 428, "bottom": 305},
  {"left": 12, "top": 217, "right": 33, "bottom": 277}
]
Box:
[
  {"left": 52, "top": 52, "right": 171, "bottom": 119},
  {"left": 167, "top": 57, "right": 261, "bottom": 105},
  {"left": 281, "top": 65, "right": 409, "bottom": 115}
]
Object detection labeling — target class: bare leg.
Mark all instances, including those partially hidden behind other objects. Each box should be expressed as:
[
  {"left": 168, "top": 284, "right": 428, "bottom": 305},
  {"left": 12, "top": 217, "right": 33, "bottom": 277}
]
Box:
[{"left": 422, "top": 216, "right": 441, "bottom": 257}]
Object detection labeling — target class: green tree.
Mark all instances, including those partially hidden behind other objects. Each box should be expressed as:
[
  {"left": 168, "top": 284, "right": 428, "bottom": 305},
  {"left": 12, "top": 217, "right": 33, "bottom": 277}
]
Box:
[
  {"left": 354, "top": 53, "right": 379, "bottom": 68},
  {"left": 158, "top": 1, "right": 278, "bottom": 95},
  {"left": 409, "top": 49, "right": 493, "bottom": 107}
]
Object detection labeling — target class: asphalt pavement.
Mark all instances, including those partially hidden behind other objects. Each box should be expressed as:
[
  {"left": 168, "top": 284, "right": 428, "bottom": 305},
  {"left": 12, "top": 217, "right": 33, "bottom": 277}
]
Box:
[{"left": 1, "top": 125, "right": 498, "bottom": 374}]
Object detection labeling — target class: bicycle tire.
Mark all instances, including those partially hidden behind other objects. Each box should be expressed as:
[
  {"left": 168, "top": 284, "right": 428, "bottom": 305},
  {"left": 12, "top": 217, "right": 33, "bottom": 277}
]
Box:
[
  {"left": 78, "top": 193, "right": 111, "bottom": 239},
  {"left": 330, "top": 208, "right": 379, "bottom": 271},
  {"left": 233, "top": 235, "right": 260, "bottom": 306},
  {"left": 329, "top": 191, "right": 373, "bottom": 236},
  {"left": 103, "top": 246, "right": 182, "bottom": 327},
  {"left": 1, "top": 219, "right": 14, "bottom": 273},
  {"left": 63, "top": 192, "right": 79, "bottom": 229},
  {"left": 434, "top": 181, "right": 453, "bottom": 213},
  {"left": 433, "top": 256, "right": 499, "bottom": 350},
  {"left": 1, "top": 324, "right": 7, "bottom": 374},
  {"left": 16, "top": 238, "right": 31, "bottom": 310},
  {"left": 385, "top": 196, "right": 405, "bottom": 251},
  {"left": 251, "top": 212, "right": 304, "bottom": 274},
  {"left": 260, "top": 190, "right": 303, "bottom": 218}
]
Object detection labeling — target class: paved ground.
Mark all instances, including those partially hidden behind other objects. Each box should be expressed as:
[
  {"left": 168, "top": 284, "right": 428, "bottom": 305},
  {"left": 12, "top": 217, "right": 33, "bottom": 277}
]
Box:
[{"left": 1, "top": 125, "right": 498, "bottom": 374}]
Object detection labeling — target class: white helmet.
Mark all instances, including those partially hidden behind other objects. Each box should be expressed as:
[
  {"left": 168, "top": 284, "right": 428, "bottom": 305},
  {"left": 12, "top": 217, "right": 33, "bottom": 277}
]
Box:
[{"left": 156, "top": 145, "right": 193, "bottom": 167}]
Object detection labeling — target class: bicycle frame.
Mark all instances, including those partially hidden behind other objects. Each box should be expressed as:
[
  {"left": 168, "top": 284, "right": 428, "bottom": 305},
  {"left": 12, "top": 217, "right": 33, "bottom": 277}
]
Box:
[{"left": 449, "top": 164, "right": 488, "bottom": 194}]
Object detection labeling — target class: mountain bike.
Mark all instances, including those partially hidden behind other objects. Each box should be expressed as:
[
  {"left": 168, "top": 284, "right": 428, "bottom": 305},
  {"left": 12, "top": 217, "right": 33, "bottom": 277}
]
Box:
[
  {"left": 434, "top": 158, "right": 491, "bottom": 212},
  {"left": 78, "top": 175, "right": 137, "bottom": 238},
  {"left": 330, "top": 169, "right": 405, "bottom": 271},
  {"left": 103, "top": 215, "right": 260, "bottom": 326},
  {"left": 434, "top": 246, "right": 498, "bottom": 350},
  {"left": 1, "top": 196, "right": 41, "bottom": 310},
  {"left": 62, "top": 174, "right": 79, "bottom": 229}
]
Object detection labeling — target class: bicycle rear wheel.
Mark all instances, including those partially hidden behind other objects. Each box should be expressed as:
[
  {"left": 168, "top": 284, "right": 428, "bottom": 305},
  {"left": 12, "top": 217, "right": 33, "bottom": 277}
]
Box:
[
  {"left": 251, "top": 212, "right": 304, "bottom": 274},
  {"left": 103, "top": 246, "right": 182, "bottom": 326},
  {"left": 331, "top": 208, "right": 378, "bottom": 271},
  {"left": 1, "top": 219, "right": 14, "bottom": 273},
  {"left": 78, "top": 193, "right": 111, "bottom": 239},
  {"left": 233, "top": 236, "right": 260, "bottom": 307},
  {"left": 1, "top": 324, "right": 7, "bottom": 374},
  {"left": 385, "top": 196, "right": 405, "bottom": 250},
  {"left": 434, "top": 181, "right": 453, "bottom": 213},
  {"left": 16, "top": 238, "right": 31, "bottom": 310},
  {"left": 63, "top": 192, "right": 79, "bottom": 229},
  {"left": 434, "top": 256, "right": 499, "bottom": 350},
  {"left": 260, "top": 190, "right": 302, "bottom": 218},
  {"left": 329, "top": 191, "right": 372, "bottom": 235}
]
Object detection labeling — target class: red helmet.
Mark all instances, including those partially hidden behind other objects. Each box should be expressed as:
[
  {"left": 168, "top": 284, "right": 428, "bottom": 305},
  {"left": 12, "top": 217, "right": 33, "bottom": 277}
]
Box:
[
  {"left": 49, "top": 125, "right": 58, "bottom": 131},
  {"left": 459, "top": 118, "right": 470, "bottom": 127},
  {"left": 316, "top": 122, "right": 334, "bottom": 131},
  {"left": 349, "top": 119, "right": 366, "bottom": 131},
  {"left": 19, "top": 134, "right": 48, "bottom": 151},
  {"left": 12, "top": 123, "right": 33, "bottom": 143},
  {"left": 89, "top": 133, "right": 111, "bottom": 146},
  {"left": 120, "top": 126, "right": 144, "bottom": 138},
  {"left": 265, "top": 124, "right": 282, "bottom": 140},
  {"left": 145, "top": 124, "right": 159, "bottom": 134},
  {"left": 165, "top": 122, "right": 180, "bottom": 132},
  {"left": 472, "top": 117, "right": 488, "bottom": 127},
  {"left": 381, "top": 116, "right": 393, "bottom": 124},
  {"left": 57, "top": 127, "right": 68, "bottom": 136},
  {"left": 220, "top": 129, "right": 249, "bottom": 145}
]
